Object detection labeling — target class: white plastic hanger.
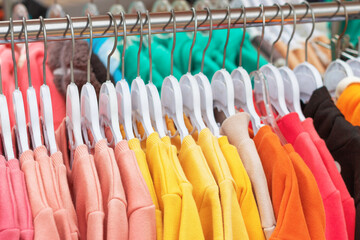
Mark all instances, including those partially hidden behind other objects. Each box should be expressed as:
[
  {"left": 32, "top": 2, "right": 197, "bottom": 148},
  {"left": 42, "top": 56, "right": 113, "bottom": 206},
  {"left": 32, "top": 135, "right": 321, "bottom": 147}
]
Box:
[
  {"left": 293, "top": 1, "right": 323, "bottom": 103},
  {"left": 65, "top": 15, "right": 84, "bottom": 166},
  {"left": 145, "top": 11, "right": 167, "bottom": 138},
  {"left": 9, "top": 18, "right": 29, "bottom": 155},
  {"left": 38, "top": 17, "right": 57, "bottom": 155},
  {"left": 0, "top": 53, "right": 14, "bottom": 160},
  {"left": 161, "top": 10, "right": 189, "bottom": 141},
  {"left": 116, "top": 11, "right": 135, "bottom": 140},
  {"left": 179, "top": 8, "right": 206, "bottom": 132},
  {"left": 231, "top": 6, "right": 263, "bottom": 134},
  {"left": 131, "top": 10, "right": 154, "bottom": 140},
  {"left": 278, "top": 3, "right": 305, "bottom": 121},
  {"left": 194, "top": 8, "right": 220, "bottom": 137},
  {"left": 20, "top": 17, "right": 42, "bottom": 149},
  {"left": 80, "top": 14, "right": 104, "bottom": 149},
  {"left": 98, "top": 13, "right": 122, "bottom": 146},
  {"left": 324, "top": 0, "right": 353, "bottom": 98},
  {"left": 259, "top": 4, "right": 289, "bottom": 118},
  {"left": 252, "top": 4, "right": 287, "bottom": 144},
  {"left": 211, "top": 6, "right": 236, "bottom": 119}
]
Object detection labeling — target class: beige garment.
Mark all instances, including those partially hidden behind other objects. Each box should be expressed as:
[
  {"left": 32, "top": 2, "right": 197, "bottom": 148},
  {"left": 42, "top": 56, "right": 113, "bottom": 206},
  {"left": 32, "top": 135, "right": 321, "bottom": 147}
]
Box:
[
  {"left": 220, "top": 112, "right": 276, "bottom": 240},
  {"left": 292, "top": 44, "right": 326, "bottom": 74},
  {"left": 274, "top": 41, "right": 300, "bottom": 69}
]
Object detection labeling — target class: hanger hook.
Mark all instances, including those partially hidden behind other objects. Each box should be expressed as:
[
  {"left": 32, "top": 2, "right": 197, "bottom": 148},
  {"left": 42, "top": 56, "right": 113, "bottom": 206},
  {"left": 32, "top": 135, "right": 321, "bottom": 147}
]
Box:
[
  {"left": 106, "top": 12, "right": 118, "bottom": 81},
  {"left": 136, "top": 11, "right": 143, "bottom": 77},
  {"left": 238, "top": 6, "right": 247, "bottom": 67},
  {"left": 256, "top": 4, "right": 265, "bottom": 70},
  {"left": 131, "top": 11, "right": 141, "bottom": 33},
  {"left": 9, "top": 18, "right": 19, "bottom": 89},
  {"left": 146, "top": 11, "right": 153, "bottom": 83},
  {"left": 120, "top": 11, "right": 126, "bottom": 80},
  {"left": 85, "top": 14, "right": 93, "bottom": 83},
  {"left": 21, "top": 17, "right": 32, "bottom": 88},
  {"left": 270, "top": 3, "right": 283, "bottom": 64},
  {"left": 38, "top": 17, "right": 47, "bottom": 85},
  {"left": 188, "top": 7, "right": 197, "bottom": 73},
  {"left": 201, "top": 7, "right": 212, "bottom": 73},
  {"left": 65, "top": 15, "right": 75, "bottom": 84},
  {"left": 302, "top": 1, "right": 315, "bottom": 62},
  {"left": 336, "top": 0, "right": 348, "bottom": 59},
  {"left": 171, "top": 10, "right": 176, "bottom": 76},
  {"left": 222, "top": 6, "right": 231, "bottom": 69},
  {"left": 285, "top": 3, "right": 296, "bottom": 67}
]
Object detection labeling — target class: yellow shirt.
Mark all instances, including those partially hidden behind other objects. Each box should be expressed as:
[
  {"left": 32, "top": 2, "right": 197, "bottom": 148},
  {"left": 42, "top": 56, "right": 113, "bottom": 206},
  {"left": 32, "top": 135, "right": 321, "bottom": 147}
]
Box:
[
  {"left": 198, "top": 128, "right": 250, "bottom": 240},
  {"left": 161, "top": 136, "right": 205, "bottom": 240},
  {"left": 219, "top": 136, "right": 265, "bottom": 240},
  {"left": 178, "top": 134, "right": 224, "bottom": 240},
  {"left": 128, "top": 138, "right": 162, "bottom": 240}
]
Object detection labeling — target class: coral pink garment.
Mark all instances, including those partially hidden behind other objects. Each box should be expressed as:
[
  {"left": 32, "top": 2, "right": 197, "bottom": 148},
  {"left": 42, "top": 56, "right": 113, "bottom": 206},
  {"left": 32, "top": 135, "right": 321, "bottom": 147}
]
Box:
[
  {"left": 33, "top": 145, "right": 73, "bottom": 240},
  {"left": 93, "top": 139, "right": 128, "bottom": 240},
  {"left": 55, "top": 119, "right": 105, "bottom": 240},
  {"left": 277, "top": 112, "right": 348, "bottom": 240},
  {"left": 7, "top": 159, "right": 34, "bottom": 240},
  {"left": 0, "top": 156, "right": 20, "bottom": 240},
  {"left": 50, "top": 151, "right": 79, "bottom": 240},
  {"left": 114, "top": 140, "right": 156, "bottom": 240},
  {"left": 302, "top": 118, "right": 355, "bottom": 240},
  {"left": 17, "top": 42, "right": 65, "bottom": 130},
  {"left": 19, "top": 149, "right": 61, "bottom": 240}
]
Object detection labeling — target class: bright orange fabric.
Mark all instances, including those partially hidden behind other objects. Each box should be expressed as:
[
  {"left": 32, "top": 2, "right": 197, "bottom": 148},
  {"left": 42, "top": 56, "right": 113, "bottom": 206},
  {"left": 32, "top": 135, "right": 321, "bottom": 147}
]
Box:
[
  {"left": 336, "top": 83, "right": 360, "bottom": 124},
  {"left": 283, "top": 144, "right": 326, "bottom": 240},
  {"left": 253, "top": 126, "right": 311, "bottom": 240},
  {"left": 93, "top": 139, "right": 128, "bottom": 240}
]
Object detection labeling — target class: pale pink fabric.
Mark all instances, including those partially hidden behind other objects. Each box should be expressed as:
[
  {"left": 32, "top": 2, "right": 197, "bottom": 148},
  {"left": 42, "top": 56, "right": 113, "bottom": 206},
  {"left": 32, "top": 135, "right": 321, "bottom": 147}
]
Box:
[
  {"left": 114, "top": 140, "right": 156, "bottom": 240},
  {"left": 93, "top": 139, "right": 128, "bottom": 240}
]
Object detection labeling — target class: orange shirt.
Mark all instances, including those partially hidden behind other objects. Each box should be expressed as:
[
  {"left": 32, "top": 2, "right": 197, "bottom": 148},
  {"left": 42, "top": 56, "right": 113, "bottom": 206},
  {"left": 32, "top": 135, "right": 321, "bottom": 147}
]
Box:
[
  {"left": 253, "top": 126, "right": 311, "bottom": 240},
  {"left": 283, "top": 144, "right": 326, "bottom": 240}
]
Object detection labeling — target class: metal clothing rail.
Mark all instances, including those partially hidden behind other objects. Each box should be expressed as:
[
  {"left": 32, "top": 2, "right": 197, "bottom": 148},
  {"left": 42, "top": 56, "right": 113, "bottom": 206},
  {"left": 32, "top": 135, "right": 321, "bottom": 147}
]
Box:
[{"left": 0, "top": 1, "right": 359, "bottom": 44}]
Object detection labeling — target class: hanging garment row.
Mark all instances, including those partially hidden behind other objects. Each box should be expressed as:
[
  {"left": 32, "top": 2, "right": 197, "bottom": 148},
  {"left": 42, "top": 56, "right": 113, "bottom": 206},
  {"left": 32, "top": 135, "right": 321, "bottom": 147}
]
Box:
[{"left": 0, "top": 1, "right": 359, "bottom": 240}]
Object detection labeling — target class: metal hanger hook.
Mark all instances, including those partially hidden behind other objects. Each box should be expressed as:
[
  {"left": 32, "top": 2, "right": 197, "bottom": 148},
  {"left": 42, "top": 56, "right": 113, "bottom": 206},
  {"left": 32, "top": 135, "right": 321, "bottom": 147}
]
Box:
[
  {"left": 136, "top": 11, "right": 143, "bottom": 78},
  {"left": 222, "top": 6, "right": 231, "bottom": 69},
  {"left": 256, "top": 4, "right": 265, "bottom": 70},
  {"left": 65, "top": 15, "right": 75, "bottom": 84},
  {"left": 188, "top": 7, "right": 197, "bottom": 73},
  {"left": 9, "top": 18, "right": 19, "bottom": 89},
  {"left": 147, "top": 11, "right": 153, "bottom": 83},
  {"left": 303, "top": 1, "right": 315, "bottom": 62},
  {"left": 238, "top": 6, "right": 247, "bottom": 67},
  {"left": 120, "top": 11, "right": 127, "bottom": 80},
  {"left": 285, "top": 3, "right": 296, "bottom": 67},
  {"left": 171, "top": 9, "right": 176, "bottom": 76},
  {"left": 22, "top": 17, "right": 32, "bottom": 88},
  {"left": 38, "top": 17, "right": 47, "bottom": 85},
  {"left": 106, "top": 12, "right": 118, "bottom": 81},
  {"left": 336, "top": 0, "right": 348, "bottom": 59},
  {"left": 270, "top": 3, "right": 283, "bottom": 64},
  {"left": 201, "top": 7, "right": 212, "bottom": 73},
  {"left": 86, "top": 14, "right": 93, "bottom": 83}
]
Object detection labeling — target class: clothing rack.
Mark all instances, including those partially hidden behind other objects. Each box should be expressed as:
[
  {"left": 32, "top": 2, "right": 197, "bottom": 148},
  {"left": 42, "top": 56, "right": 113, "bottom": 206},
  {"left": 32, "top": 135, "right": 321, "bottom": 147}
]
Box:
[{"left": 0, "top": 1, "right": 359, "bottom": 44}]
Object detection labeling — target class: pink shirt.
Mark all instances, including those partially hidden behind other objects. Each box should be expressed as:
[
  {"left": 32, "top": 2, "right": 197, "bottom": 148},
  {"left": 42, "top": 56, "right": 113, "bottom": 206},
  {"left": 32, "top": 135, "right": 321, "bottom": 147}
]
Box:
[
  {"left": 7, "top": 158, "right": 34, "bottom": 240},
  {"left": 302, "top": 118, "right": 355, "bottom": 240},
  {"left": 0, "top": 156, "right": 20, "bottom": 240},
  {"left": 278, "top": 113, "right": 348, "bottom": 240},
  {"left": 114, "top": 140, "right": 156, "bottom": 240},
  {"left": 93, "top": 139, "right": 128, "bottom": 240}
]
